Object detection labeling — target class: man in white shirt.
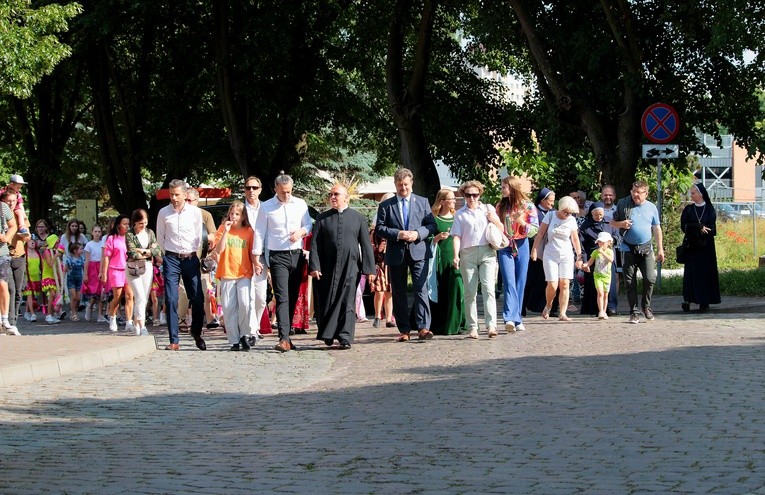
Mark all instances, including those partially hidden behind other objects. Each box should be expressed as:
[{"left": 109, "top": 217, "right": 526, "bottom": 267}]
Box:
[
  {"left": 243, "top": 175, "right": 268, "bottom": 346},
  {"left": 253, "top": 173, "right": 312, "bottom": 352},
  {"left": 156, "top": 179, "right": 206, "bottom": 351}
]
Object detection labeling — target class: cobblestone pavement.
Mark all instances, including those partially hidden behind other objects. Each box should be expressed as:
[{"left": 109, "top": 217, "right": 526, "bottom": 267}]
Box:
[{"left": 1, "top": 296, "right": 765, "bottom": 494}]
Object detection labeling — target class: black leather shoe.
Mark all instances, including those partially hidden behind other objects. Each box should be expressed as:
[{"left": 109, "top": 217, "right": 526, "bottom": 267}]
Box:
[
  {"left": 323, "top": 338, "right": 334, "bottom": 347},
  {"left": 194, "top": 336, "right": 207, "bottom": 350},
  {"left": 606, "top": 308, "right": 617, "bottom": 317},
  {"left": 230, "top": 344, "right": 240, "bottom": 351},
  {"left": 339, "top": 340, "right": 351, "bottom": 349},
  {"left": 289, "top": 341, "right": 297, "bottom": 350},
  {"left": 239, "top": 336, "right": 250, "bottom": 351},
  {"left": 681, "top": 301, "right": 690, "bottom": 312}
]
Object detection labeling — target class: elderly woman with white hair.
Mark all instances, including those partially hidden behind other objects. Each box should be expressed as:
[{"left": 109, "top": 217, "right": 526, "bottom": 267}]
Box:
[{"left": 530, "top": 195, "right": 584, "bottom": 321}]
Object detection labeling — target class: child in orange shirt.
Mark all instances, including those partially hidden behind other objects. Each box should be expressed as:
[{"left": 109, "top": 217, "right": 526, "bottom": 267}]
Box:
[{"left": 213, "top": 201, "right": 255, "bottom": 351}]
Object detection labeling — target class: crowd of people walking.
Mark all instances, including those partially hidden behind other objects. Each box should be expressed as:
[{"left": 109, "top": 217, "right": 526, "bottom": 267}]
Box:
[{"left": 1, "top": 169, "right": 722, "bottom": 347}]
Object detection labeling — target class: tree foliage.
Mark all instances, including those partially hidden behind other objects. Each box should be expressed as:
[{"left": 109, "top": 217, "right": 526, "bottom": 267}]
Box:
[
  {"left": 2, "top": 0, "right": 765, "bottom": 222},
  {"left": 466, "top": 0, "right": 765, "bottom": 196},
  {"left": 0, "top": 0, "right": 81, "bottom": 99}
]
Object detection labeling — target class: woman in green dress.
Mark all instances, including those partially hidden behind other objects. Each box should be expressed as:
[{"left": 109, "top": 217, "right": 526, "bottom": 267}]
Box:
[{"left": 429, "top": 188, "right": 466, "bottom": 335}]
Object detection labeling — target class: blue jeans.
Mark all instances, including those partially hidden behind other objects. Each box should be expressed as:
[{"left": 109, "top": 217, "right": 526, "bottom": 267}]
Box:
[
  {"left": 497, "top": 237, "right": 530, "bottom": 325},
  {"left": 163, "top": 253, "right": 204, "bottom": 344}
]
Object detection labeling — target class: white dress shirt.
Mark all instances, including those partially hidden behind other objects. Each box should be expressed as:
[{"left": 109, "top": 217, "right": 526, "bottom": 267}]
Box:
[
  {"left": 156, "top": 203, "right": 203, "bottom": 254},
  {"left": 451, "top": 203, "right": 491, "bottom": 250},
  {"left": 253, "top": 195, "right": 312, "bottom": 255}
]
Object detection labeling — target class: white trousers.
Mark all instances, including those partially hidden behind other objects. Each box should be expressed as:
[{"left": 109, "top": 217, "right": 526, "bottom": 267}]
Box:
[
  {"left": 248, "top": 268, "right": 268, "bottom": 335},
  {"left": 127, "top": 264, "right": 153, "bottom": 325},
  {"left": 220, "top": 278, "right": 251, "bottom": 344},
  {"left": 459, "top": 244, "right": 498, "bottom": 331}
]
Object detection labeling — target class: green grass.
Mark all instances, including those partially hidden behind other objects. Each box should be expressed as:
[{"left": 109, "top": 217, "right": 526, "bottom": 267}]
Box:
[
  {"left": 654, "top": 269, "right": 765, "bottom": 297},
  {"left": 655, "top": 212, "right": 765, "bottom": 297},
  {"left": 663, "top": 216, "right": 765, "bottom": 271}
]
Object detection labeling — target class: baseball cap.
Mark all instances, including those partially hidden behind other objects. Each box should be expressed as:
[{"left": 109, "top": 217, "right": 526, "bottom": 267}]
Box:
[
  {"left": 9, "top": 174, "right": 27, "bottom": 185},
  {"left": 596, "top": 232, "right": 613, "bottom": 243}
]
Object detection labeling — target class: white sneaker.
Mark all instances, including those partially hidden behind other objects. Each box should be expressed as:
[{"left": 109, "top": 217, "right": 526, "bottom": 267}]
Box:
[
  {"left": 23, "top": 313, "right": 32, "bottom": 321},
  {"left": 45, "top": 315, "right": 61, "bottom": 324},
  {"left": 125, "top": 320, "right": 135, "bottom": 333},
  {"left": 29, "top": 313, "right": 37, "bottom": 322},
  {"left": 159, "top": 313, "right": 167, "bottom": 325},
  {"left": 504, "top": 322, "right": 516, "bottom": 333},
  {"left": 84, "top": 306, "right": 92, "bottom": 321},
  {"left": 109, "top": 316, "right": 118, "bottom": 332},
  {"left": 97, "top": 315, "right": 107, "bottom": 323},
  {"left": 140, "top": 327, "right": 149, "bottom": 336},
  {"left": 5, "top": 325, "right": 20, "bottom": 336},
  {"left": 516, "top": 323, "right": 526, "bottom": 332}
]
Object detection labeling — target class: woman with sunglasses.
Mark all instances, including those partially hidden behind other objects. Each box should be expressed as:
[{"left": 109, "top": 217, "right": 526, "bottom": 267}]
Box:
[
  {"left": 530, "top": 195, "right": 583, "bottom": 321},
  {"left": 451, "top": 181, "right": 504, "bottom": 339}
]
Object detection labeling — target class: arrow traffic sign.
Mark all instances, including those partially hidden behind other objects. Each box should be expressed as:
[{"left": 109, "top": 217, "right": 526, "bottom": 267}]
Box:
[
  {"left": 641, "top": 103, "right": 680, "bottom": 144},
  {"left": 642, "top": 144, "right": 679, "bottom": 159}
]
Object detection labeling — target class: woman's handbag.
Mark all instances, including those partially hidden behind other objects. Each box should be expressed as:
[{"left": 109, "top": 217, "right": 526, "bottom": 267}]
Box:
[
  {"left": 127, "top": 259, "right": 147, "bottom": 277},
  {"left": 676, "top": 238, "right": 689, "bottom": 264},
  {"left": 484, "top": 206, "right": 510, "bottom": 250}
]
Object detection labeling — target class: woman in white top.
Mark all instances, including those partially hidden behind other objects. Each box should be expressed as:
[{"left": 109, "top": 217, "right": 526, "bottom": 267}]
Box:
[
  {"left": 451, "top": 180, "right": 504, "bottom": 339},
  {"left": 59, "top": 219, "right": 89, "bottom": 253},
  {"left": 530, "top": 195, "right": 583, "bottom": 321}
]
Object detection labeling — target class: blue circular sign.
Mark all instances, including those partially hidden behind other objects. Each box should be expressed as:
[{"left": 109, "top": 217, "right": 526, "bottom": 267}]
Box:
[{"left": 641, "top": 103, "right": 680, "bottom": 144}]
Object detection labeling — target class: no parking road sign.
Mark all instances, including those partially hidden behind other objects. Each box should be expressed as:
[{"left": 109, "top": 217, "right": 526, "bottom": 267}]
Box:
[{"left": 641, "top": 103, "right": 680, "bottom": 144}]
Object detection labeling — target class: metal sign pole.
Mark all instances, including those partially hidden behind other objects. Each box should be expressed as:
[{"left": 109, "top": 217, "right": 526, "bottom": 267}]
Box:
[{"left": 656, "top": 158, "right": 662, "bottom": 288}]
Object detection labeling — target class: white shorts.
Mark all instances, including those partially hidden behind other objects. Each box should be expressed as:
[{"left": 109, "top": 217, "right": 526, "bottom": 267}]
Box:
[{"left": 543, "top": 256, "right": 574, "bottom": 282}]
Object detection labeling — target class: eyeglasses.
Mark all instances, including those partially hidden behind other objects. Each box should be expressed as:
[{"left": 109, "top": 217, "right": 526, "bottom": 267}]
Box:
[
  {"left": 562, "top": 211, "right": 574, "bottom": 216},
  {"left": 244, "top": 186, "right": 261, "bottom": 191},
  {"left": 329, "top": 192, "right": 344, "bottom": 197},
  {"left": 185, "top": 199, "right": 192, "bottom": 203},
  {"left": 464, "top": 193, "right": 480, "bottom": 199}
]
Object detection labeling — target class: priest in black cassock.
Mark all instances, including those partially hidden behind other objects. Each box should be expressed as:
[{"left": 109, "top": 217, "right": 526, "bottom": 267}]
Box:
[{"left": 309, "top": 184, "right": 376, "bottom": 349}]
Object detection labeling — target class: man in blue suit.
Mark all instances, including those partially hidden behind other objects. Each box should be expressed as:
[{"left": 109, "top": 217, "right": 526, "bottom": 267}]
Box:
[{"left": 375, "top": 168, "right": 438, "bottom": 341}]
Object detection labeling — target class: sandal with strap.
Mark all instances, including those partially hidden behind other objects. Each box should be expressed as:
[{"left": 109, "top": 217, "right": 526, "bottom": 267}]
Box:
[
  {"left": 542, "top": 306, "right": 551, "bottom": 320},
  {"left": 70, "top": 315, "right": 80, "bottom": 322}
]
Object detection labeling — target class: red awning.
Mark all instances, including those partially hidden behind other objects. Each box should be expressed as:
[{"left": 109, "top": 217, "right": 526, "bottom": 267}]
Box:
[{"left": 155, "top": 187, "right": 232, "bottom": 200}]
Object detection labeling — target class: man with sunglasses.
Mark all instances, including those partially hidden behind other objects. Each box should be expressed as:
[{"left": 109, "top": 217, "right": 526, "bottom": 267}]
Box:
[
  {"left": 309, "top": 184, "right": 376, "bottom": 349},
  {"left": 610, "top": 180, "right": 664, "bottom": 324},
  {"left": 243, "top": 176, "right": 268, "bottom": 346},
  {"left": 375, "top": 168, "right": 438, "bottom": 341}
]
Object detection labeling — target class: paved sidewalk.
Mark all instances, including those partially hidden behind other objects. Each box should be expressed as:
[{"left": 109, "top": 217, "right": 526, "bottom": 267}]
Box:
[{"left": 0, "top": 295, "right": 764, "bottom": 494}]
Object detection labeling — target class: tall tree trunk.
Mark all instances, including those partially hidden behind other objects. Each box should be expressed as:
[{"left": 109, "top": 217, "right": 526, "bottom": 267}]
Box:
[
  {"left": 11, "top": 70, "right": 84, "bottom": 224},
  {"left": 86, "top": 38, "right": 148, "bottom": 214},
  {"left": 510, "top": 0, "right": 647, "bottom": 195},
  {"left": 212, "top": 0, "right": 252, "bottom": 180},
  {"left": 386, "top": 0, "right": 439, "bottom": 201}
]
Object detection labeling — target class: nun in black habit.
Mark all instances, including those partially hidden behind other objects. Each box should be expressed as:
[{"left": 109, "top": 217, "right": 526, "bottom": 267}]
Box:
[{"left": 680, "top": 183, "right": 721, "bottom": 312}]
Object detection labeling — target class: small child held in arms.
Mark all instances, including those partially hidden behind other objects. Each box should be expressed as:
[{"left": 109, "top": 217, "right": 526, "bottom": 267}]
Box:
[
  {"left": 63, "top": 242, "right": 85, "bottom": 321},
  {"left": 583, "top": 231, "right": 614, "bottom": 320}
]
